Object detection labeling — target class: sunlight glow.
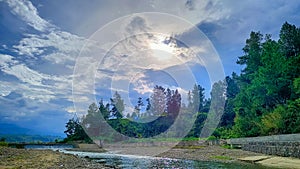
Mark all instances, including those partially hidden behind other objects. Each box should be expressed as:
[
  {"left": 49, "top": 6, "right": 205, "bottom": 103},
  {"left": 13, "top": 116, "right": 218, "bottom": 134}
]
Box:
[{"left": 149, "top": 35, "right": 176, "bottom": 61}]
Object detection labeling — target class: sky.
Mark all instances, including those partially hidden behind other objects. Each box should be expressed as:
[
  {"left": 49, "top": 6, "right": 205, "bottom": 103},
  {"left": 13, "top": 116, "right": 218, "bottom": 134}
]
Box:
[{"left": 0, "top": 0, "right": 300, "bottom": 137}]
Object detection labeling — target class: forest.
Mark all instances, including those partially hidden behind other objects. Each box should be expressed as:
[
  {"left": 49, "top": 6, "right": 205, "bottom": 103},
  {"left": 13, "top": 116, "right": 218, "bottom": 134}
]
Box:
[{"left": 64, "top": 22, "right": 300, "bottom": 143}]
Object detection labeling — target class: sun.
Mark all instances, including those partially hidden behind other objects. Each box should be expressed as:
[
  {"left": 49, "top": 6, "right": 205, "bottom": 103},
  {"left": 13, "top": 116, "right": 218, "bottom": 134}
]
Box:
[{"left": 149, "top": 35, "right": 176, "bottom": 61}]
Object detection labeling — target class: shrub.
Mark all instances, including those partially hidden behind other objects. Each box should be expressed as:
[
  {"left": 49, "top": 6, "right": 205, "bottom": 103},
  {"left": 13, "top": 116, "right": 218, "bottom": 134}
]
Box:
[{"left": 0, "top": 141, "right": 8, "bottom": 147}]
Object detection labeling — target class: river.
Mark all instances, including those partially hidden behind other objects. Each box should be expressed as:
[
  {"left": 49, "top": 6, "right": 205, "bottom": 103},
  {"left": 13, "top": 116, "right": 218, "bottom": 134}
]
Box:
[
  {"left": 59, "top": 149, "right": 271, "bottom": 169},
  {"left": 24, "top": 145, "right": 272, "bottom": 168}
]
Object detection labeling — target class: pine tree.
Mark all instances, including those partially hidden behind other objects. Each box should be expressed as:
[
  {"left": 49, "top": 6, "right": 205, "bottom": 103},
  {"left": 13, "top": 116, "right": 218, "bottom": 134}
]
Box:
[
  {"left": 150, "top": 85, "right": 166, "bottom": 116},
  {"left": 110, "top": 91, "right": 124, "bottom": 119}
]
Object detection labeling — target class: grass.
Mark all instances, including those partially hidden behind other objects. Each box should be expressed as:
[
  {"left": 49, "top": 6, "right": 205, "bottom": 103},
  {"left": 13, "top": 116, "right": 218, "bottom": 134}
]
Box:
[
  {"left": 100, "top": 137, "right": 208, "bottom": 143},
  {"left": 122, "top": 137, "right": 187, "bottom": 143},
  {"left": 174, "top": 145, "right": 206, "bottom": 149},
  {"left": 210, "top": 155, "right": 233, "bottom": 160},
  {"left": 221, "top": 144, "right": 232, "bottom": 149},
  {"left": 92, "top": 136, "right": 212, "bottom": 145},
  {"left": 0, "top": 141, "right": 8, "bottom": 147},
  {"left": 220, "top": 144, "right": 241, "bottom": 149}
]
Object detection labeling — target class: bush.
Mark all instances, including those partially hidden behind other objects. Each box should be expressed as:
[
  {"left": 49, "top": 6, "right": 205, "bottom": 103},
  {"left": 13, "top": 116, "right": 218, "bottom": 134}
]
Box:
[
  {"left": 0, "top": 141, "right": 8, "bottom": 147},
  {"left": 207, "top": 135, "right": 217, "bottom": 140}
]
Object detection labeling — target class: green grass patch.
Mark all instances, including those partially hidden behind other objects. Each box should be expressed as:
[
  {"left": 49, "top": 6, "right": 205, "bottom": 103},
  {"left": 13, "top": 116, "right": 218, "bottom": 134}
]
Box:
[
  {"left": 211, "top": 155, "right": 232, "bottom": 160},
  {"left": 123, "top": 137, "right": 207, "bottom": 143},
  {"left": 181, "top": 137, "right": 201, "bottom": 141},
  {"left": 123, "top": 137, "right": 185, "bottom": 143},
  {"left": 220, "top": 144, "right": 241, "bottom": 149},
  {"left": 174, "top": 145, "right": 206, "bottom": 149},
  {"left": 92, "top": 137, "right": 208, "bottom": 144},
  {"left": 221, "top": 144, "right": 232, "bottom": 149}
]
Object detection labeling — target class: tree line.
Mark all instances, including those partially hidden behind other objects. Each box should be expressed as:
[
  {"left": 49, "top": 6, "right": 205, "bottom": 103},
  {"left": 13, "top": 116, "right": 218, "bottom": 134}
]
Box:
[{"left": 64, "top": 22, "right": 300, "bottom": 142}]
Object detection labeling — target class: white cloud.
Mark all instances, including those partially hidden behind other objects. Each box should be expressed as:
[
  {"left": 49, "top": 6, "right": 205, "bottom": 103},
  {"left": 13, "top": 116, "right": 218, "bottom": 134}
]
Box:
[
  {"left": 0, "top": 0, "right": 232, "bottom": 123},
  {"left": 13, "top": 31, "right": 87, "bottom": 60},
  {"left": 0, "top": 82, "right": 16, "bottom": 97},
  {"left": 4, "top": 0, "right": 54, "bottom": 32},
  {"left": 65, "top": 106, "right": 76, "bottom": 113},
  {"left": 4, "top": 64, "right": 48, "bottom": 86},
  {"left": 74, "top": 0, "right": 230, "bottom": 36},
  {"left": 0, "top": 0, "right": 97, "bottom": 119},
  {"left": 0, "top": 54, "right": 18, "bottom": 67},
  {"left": 131, "top": 78, "right": 154, "bottom": 95}
]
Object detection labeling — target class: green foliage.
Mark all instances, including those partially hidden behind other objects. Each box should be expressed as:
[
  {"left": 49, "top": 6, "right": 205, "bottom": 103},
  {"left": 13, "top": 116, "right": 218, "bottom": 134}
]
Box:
[
  {"left": 279, "top": 22, "right": 300, "bottom": 57},
  {"left": 207, "top": 135, "right": 217, "bottom": 141},
  {"left": 237, "top": 31, "right": 263, "bottom": 77},
  {"left": 191, "top": 84, "right": 205, "bottom": 113},
  {"left": 211, "top": 155, "right": 232, "bottom": 160},
  {"left": 282, "top": 99, "right": 300, "bottom": 133},
  {"left": 70, "top": 86, "right": 185, "bottom": 142},
  {"left": 259, "top": 106, "right": 284, "bottom": 135},
  {"left": 231, "top": 22, "right": 300, "bottom": 138},
  {"left": 185, "top": 84, "right": 210, "bottom": 138},
  {"left": 110, "top": 91, "right": 124, "bottom": 119},
  {"left": 82, "top": 103, "right": 102, "bottom": 137},
  {"left": 150, "top": 85, "right": 167, "bottom": 116},
  {"left": 219, "top": 75, "right": 239, "bottom": 128},
  {"left": 220, "top": 144, "right": 233, "bottom": 149},
  {"left": 64, "top": 117, "right": 92, "bottom": 143},
  {"left": 186, "top": 112, "right": 207, "bottom": 137},
  {"left": 213, "top": 127, "right": 238, "bottom": 139},
  {"left": 208, "top": 80, "right": 227, "bottom": 131},
  {"left": 0, "top": 141, "right": 8, "bottom": 147},
  {"left": 293, "top": 78, "right": 300, "bottom": 95},
  {"left": 181, "top": 137, "right": 200, "bottom": 141}
]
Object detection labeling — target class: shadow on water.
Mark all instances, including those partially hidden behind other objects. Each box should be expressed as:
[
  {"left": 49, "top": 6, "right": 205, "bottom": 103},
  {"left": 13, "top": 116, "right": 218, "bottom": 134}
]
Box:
[{"left": 60, "top": 150, "right": 275, "bottom": 169}]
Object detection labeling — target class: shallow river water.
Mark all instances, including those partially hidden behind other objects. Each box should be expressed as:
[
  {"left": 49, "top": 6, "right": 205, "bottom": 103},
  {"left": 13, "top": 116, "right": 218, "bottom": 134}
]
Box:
[
  {"left": 60, "top": 150, "right": 273, "bottom": 169},
  {"left": 24, "top": 145, "right": 274, "bottom": 168}
]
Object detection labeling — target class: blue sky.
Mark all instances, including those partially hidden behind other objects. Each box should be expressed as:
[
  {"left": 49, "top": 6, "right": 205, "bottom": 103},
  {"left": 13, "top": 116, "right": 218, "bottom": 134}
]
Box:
[{"left": 0, "top": 0, "right": 300, "bottom": 137}]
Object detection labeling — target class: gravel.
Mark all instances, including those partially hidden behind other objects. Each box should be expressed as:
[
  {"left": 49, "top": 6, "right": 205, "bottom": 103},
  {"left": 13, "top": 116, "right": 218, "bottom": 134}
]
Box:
[{"left": 0, "top": 146, "right": 112, "bottom": 169}]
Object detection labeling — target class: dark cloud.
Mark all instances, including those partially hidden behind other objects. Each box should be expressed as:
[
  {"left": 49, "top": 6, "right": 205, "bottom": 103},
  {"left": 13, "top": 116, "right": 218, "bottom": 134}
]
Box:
[
  {"left": 185, "top": 0, "right": 195, "bottom": 10},
  {"left": 125, "top": 16, "right": 150, "bottom": 34}
]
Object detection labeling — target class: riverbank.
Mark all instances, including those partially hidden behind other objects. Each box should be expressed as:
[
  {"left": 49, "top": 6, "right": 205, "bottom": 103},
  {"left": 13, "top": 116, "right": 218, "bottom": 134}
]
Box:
[
  {"left": 1, "top": 145, "right": 299, "bottom": 168},
  {"left": 158, "top": 146, "right": 300, "bottom": 169},
  {"left": 158, "top": 145, "right": 264, "bottom": 162},
  {"left": 0, "top": 146, "right": 111, "bottom": 169}
]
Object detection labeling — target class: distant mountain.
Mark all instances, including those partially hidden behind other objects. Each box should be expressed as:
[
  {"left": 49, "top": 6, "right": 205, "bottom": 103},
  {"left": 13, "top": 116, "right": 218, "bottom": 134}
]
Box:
[
  {"left": 0, "top": 123, "right": 65, "bottom": 142},
  {"left": 0, "top": 123, "right": 32, "bottom": 135},
  {"left": 0, "top": 134, "right": 63, "bottom": 143}
]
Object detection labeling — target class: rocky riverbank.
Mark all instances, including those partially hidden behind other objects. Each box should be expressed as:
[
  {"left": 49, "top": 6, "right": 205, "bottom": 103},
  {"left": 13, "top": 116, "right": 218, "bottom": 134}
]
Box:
[
  {"left": 0, "top": 146, "right": 111, "bottom": 169},
  {"left": 1, "top": 145, "right": 299, "bottom": 168}
]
